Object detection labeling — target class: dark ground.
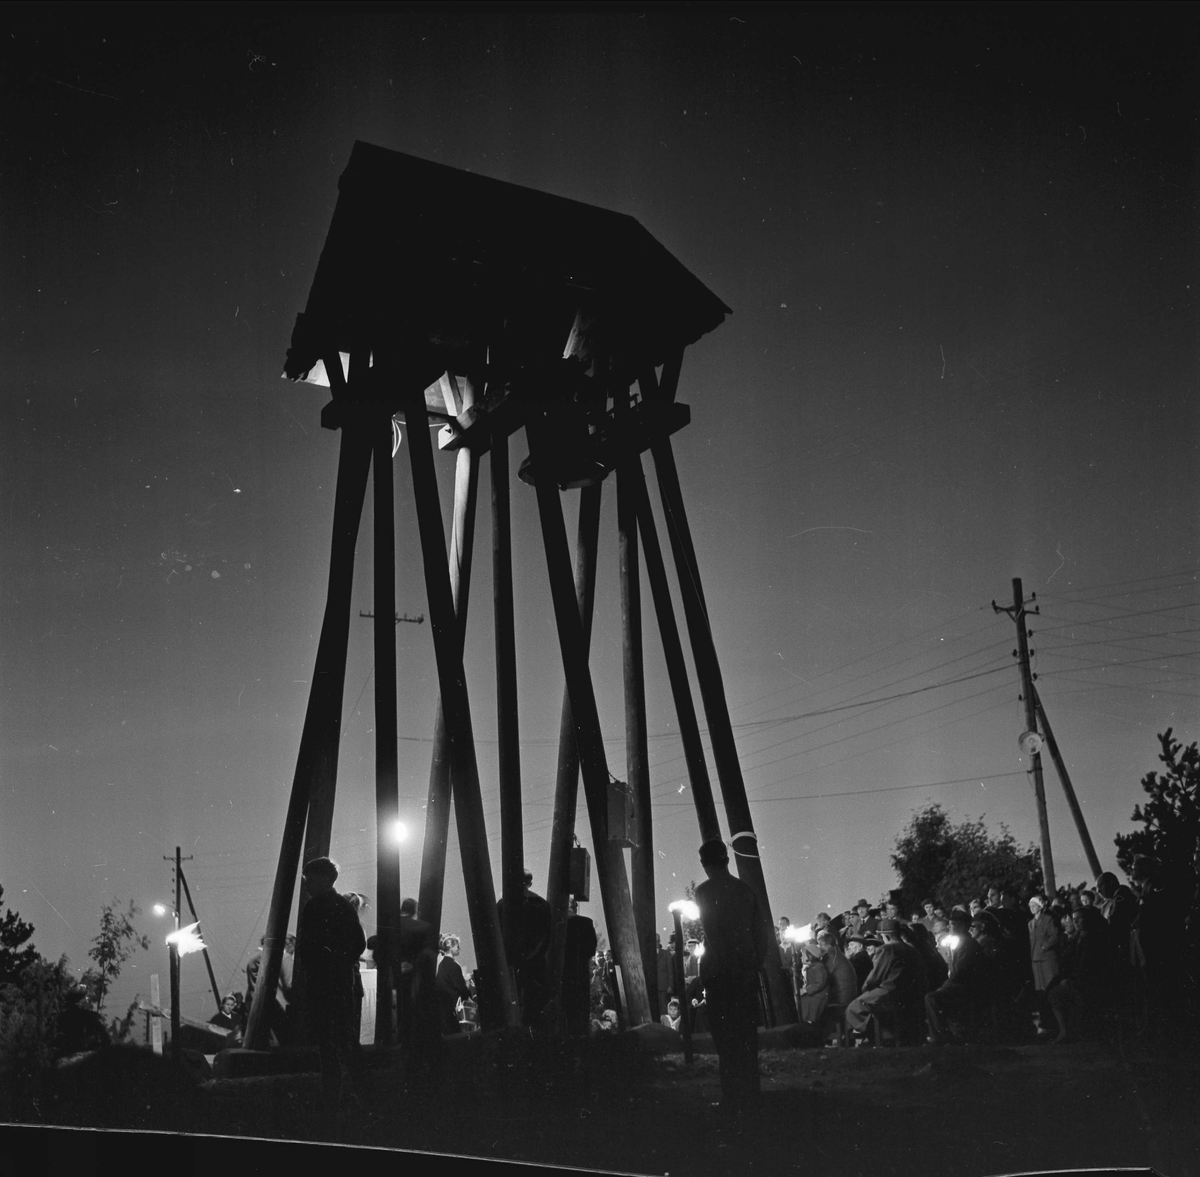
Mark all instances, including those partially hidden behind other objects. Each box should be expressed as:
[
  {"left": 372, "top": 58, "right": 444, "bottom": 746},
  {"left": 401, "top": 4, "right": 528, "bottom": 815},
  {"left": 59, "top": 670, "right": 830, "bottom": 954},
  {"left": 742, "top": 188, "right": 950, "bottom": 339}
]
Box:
[{"left": 6, "top": 1032, "right": 1198, "bottom": 1177}]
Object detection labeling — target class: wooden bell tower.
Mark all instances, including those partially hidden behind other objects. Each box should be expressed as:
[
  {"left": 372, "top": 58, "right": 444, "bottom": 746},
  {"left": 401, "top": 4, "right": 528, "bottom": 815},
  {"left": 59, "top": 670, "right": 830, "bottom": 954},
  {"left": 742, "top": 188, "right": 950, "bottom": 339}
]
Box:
[{"left": 245, "top": 143, "right": 789, "bottom": 1047}]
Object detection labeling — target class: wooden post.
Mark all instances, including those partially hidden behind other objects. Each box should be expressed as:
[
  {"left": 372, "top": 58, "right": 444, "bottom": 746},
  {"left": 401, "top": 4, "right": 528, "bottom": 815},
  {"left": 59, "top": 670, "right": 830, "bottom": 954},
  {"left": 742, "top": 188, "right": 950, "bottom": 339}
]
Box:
[
  {"left": 1034, "top": 688, "right": 1103, "bottom": 880},
  {"left": 1012, "top": 578, "right": 1057, "bottom": 896},
  {"left": 177, "top": 865, "right": 223, "bottom": 1014},
  {"left": 618, "top": 460, "right": 657, "bottom": 1016},
  {"left": 543, "top": 482, "right": 602, "bottom": 1033},
  {"left": 641, "top": 362, "right": 789, "bottom": 1024},
  {"left": 401, "top": 380, "right": 518, "bottom": 1028},
  {"left": 492, "top": 430, "right": 526, "bottom": 973},
  {"left": 246, "top": 419, "right": 372, "bottom": 1049},
  {"left": 372, "top": 415, "right": 401, "bottom": 1046},
  {"left": 526, "top": 417, "right": 652, "bottom": 1026},
  {"left": 171, "top": 846, "right": 181, "bottom": 1063},
  {"left": 416, "top": 437, "right": 480, "bottom": 938},
  {"left": 626, "top": 459, "right": 722, "bottom": 842}
]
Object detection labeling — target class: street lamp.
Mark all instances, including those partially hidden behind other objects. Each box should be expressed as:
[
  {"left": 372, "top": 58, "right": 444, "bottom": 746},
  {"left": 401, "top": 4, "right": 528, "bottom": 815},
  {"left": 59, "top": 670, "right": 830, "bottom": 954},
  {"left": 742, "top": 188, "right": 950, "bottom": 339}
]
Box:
[{"left": 668, "top": 900, "right": 699, "bottom": 1066}]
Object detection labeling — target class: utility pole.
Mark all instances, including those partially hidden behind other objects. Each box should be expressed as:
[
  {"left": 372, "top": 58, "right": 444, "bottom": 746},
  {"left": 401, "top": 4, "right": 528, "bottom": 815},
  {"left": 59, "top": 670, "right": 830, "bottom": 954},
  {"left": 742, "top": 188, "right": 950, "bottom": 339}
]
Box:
[
  {"left": 1034, "top": 687, "right": 1104, "bottom": 880},
  {"left": 993, "top": 579, "right": 1056, "bottom": 897},
  {"left": 163, "top": 847, "right": 192, "bottom": 1063},
  {"left": 177, "top": 865, "right": 224, "bottom": 1013}
]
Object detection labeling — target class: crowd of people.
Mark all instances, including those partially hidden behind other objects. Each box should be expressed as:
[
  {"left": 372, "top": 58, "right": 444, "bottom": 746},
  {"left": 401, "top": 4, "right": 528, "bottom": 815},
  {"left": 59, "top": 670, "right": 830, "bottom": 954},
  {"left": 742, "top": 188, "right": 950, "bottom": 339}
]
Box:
[
  {"left": 650, "top": 852, "right": 1191, "bottom": 1052},
  {"left": 201, "top": 846, "right": 1190, "bottom": 1120}
]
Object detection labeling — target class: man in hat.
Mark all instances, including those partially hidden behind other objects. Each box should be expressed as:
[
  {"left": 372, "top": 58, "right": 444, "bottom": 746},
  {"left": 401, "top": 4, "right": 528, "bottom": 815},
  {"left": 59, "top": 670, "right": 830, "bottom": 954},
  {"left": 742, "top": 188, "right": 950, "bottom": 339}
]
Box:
[
  {"left": 844, "top": 936, "right": 874, "bottom": 991},
  {"left": 296, "top": 857, "right": 366, "bottom": 1110},
  {"left": 846, "top": 899, "right": 871, "bottom": 940},
  {"left": 694, "top": 838, "right": 771, "bottom": 1115},
  {"left": 844, "top": 918, "right": 927, "bottom": 1039},
  {"left": 925, "top": 907, "right": 988, "bottom": 1045}
]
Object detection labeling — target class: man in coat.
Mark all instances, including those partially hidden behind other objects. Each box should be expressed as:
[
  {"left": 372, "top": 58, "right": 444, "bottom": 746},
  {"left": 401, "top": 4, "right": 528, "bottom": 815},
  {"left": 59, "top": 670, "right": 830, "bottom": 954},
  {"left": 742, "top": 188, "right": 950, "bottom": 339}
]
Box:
[
  {"left": 925, "top": 908, "right": 989, "bottom": 1044},
  {"left": 296, "top": 857, "right": 366, "bottom": 1110},
  {"left": 845, "top": 919, "right": 928, "bottom": 1037},
  {"left": 565, "top": 906, "right": 599, "bottom": 1038},
  {"left": 498, "top": 868, "right": 553, "bottom": 1027},
  {"left": 695, "top": 838, "right": 771, "bottom": 1115},
  {"left": 394, "top": 896, "right": 440, "bottom": 1059}
]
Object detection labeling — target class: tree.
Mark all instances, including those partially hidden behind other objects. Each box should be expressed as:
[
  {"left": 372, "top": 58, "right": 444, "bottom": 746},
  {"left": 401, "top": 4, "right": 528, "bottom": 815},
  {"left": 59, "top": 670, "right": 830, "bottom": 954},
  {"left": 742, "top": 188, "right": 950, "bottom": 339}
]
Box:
[
  {"left": 0, "top": 885, "right": 39, "bottom": 986},
  {"left": 890, "top": 803, "right": 1042, "bottom": 915},
  {"left": 1115, "top": 728, "right": 1200, "bottom": 900},
  {"left": 80, "top": 899, "right": 149, "bottom": 1015}
]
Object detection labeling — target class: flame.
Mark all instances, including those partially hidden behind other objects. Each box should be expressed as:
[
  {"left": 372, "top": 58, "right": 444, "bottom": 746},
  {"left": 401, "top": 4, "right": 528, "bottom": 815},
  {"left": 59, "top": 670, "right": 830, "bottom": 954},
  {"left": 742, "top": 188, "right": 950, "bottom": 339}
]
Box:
[
  {"left": 669, "top": 900, "right": 699, "bottom": 921},
  {"left": 166, "top": 922, "right": 207, "bottom": 957}
]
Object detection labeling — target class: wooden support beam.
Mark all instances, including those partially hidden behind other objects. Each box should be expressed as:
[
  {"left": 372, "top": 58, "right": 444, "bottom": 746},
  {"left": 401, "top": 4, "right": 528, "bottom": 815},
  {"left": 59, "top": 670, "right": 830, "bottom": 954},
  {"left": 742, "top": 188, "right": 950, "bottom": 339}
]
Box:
[
  {"left": 543, "top": 481, "right": 603, "bottom": 1034},
  {"left": 371, "top": 416, "right": 401, "bottom": 1046},
  {"left": 527, "top": 416, "right": 652, "bottom": 1027},
  {"left": 401, "top": 377, "right": 518, "bottom": 1029},
  {"left": 618, "top": 460, "right": 658, "bottom": 1017},
  {"left": 416, "top": 438, "right": 480, "bottom": 938},
  {"left": 492, "top": 430, "right": 525, "bottom": 972},
  {"left": 1035, "top": 688, "right": 1104, "bottom": 880},
  {"left": 246, "top": 418, "right": 372, "bottom": 1050},
  {"left": 640, "top": 359, "right": 789, "bottom": 1024},
  {"left": 627, "top": 459, "right": 722, "bottom": 842}
]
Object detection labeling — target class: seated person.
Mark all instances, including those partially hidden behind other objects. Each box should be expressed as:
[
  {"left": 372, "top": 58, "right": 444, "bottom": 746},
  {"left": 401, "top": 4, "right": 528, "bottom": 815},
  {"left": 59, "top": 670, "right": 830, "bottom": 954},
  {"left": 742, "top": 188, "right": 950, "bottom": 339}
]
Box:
[
  {"left": 926, "top": 908, "right": 990, "bottom": 1044},
  {"left": 845, "top": 936, "right": 876, "bottom": 991},
  {"left": 660, "top": 996, "right": 682, "bottom": 1031},
  {"left": 899, "top": 920, "right": 949, "bottom": 991},
  {"left": 845, "top": 920, "right": 927, "bottom": 1039},
  {"left": 819, "top": 931, "right": 859, "bottom": 1007}
]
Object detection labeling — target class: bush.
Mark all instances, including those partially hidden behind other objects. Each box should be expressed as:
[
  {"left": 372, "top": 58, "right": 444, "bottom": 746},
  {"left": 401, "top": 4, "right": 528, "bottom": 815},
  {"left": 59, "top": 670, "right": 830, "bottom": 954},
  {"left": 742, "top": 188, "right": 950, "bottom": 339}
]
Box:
[{"left": 0, "top": 955, "right": 73, "bottom": 1118}]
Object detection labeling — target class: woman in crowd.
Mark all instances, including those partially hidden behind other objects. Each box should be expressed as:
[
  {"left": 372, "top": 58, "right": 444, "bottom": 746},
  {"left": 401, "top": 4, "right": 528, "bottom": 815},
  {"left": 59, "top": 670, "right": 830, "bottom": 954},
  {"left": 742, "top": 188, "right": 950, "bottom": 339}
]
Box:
[
  {"left": 795, "top": 939, "right": 830, "bottom": 1024},
  {"left": 435, "top": 933, "right": 472, "bottom": 1035}
]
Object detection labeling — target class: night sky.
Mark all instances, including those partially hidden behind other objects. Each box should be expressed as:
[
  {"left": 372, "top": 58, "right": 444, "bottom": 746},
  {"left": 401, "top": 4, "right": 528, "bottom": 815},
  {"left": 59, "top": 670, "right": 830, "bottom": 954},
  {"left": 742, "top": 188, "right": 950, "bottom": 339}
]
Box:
[{"left": 3, "top": 9, "right": 1196, "bottom": 1027}]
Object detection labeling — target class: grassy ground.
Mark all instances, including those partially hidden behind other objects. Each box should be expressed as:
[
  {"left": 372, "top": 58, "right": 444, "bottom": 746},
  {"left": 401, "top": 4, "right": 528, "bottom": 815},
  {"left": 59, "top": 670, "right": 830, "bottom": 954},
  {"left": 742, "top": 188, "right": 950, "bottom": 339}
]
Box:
[{"left": 18, "top": 1032, "right": 1200, "bottom": 1177}]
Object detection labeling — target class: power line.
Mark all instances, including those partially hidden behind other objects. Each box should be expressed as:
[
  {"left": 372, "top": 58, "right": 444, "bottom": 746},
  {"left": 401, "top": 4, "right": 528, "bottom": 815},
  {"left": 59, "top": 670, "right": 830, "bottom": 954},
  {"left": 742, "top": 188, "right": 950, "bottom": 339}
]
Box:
[
  {"left": 730, "top": 664, "right": 1012, "bottom": 730},
  {"left": 657, "top": 770, "right": 1027, "bottom": 808}
]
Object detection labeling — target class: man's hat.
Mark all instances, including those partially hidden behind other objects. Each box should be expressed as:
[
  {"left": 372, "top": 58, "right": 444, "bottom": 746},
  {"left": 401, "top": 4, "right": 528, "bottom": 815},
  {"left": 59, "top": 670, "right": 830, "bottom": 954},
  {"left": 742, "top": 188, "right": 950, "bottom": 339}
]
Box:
[
  {"left": 856, "top": 898, "right": 870, "bottom": 909},
  {"left": 949, "top": 907, "right": 972, "bottom": 926},
  {"left": 878, "top": 918, "right": 903, "bottom": 935}
]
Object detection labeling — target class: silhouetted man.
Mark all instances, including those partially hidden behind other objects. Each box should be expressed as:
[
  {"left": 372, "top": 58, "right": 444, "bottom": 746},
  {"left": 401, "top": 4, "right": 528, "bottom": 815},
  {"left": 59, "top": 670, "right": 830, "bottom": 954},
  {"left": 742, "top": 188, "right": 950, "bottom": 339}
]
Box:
[
  {"left": 694, "top": 839, "right": 770, "bottom": 1115},
  {"left": 394, "top": 896, "right": 439, "bottom": 1058},
  {"left": 296, "top": 857, "right": 366, "bottom": 1110},
  {"left": 564, "top": 901, "right": 598, "bottom": 1038}
]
